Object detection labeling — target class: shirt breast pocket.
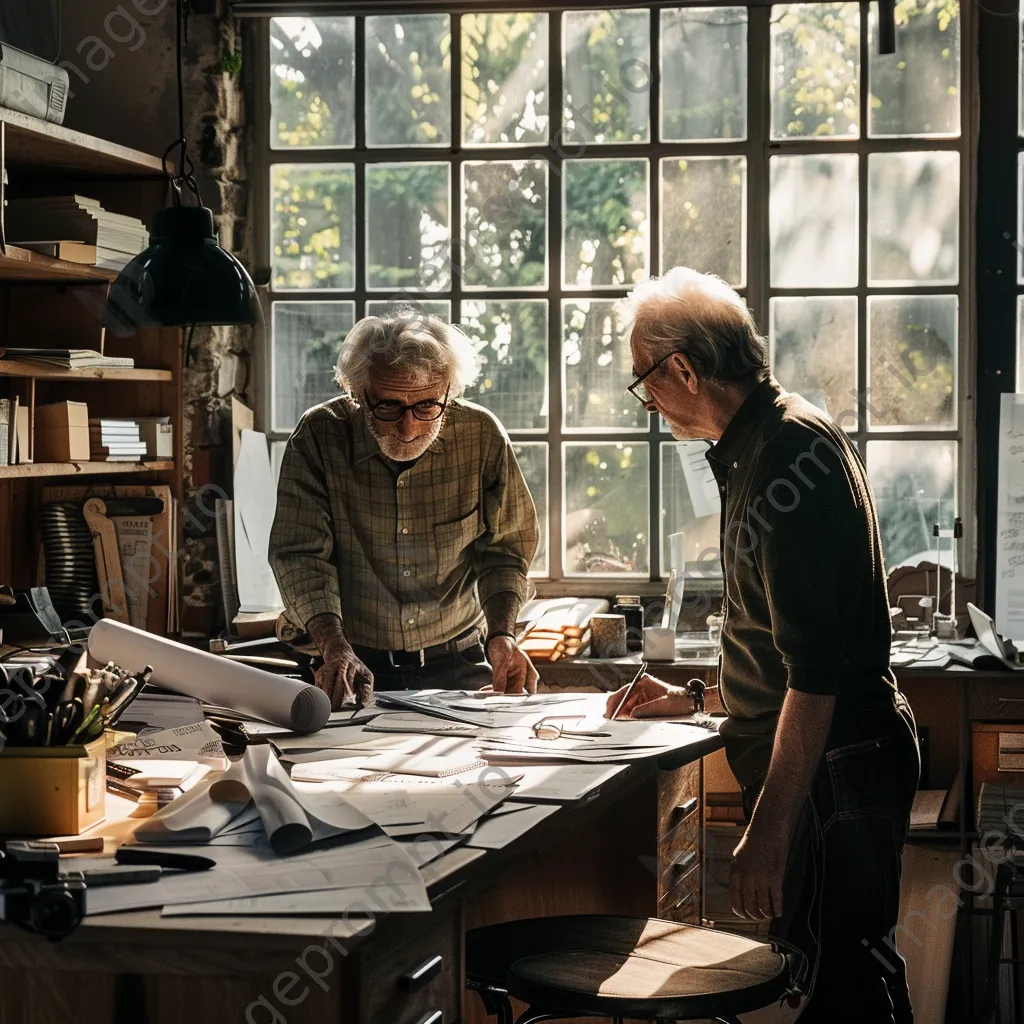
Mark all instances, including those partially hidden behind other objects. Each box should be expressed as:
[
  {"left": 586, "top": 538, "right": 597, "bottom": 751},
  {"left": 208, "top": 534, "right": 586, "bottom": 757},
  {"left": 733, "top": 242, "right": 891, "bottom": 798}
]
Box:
[{"left": 434, "top": 506, "right": 484, "bottom": 586}]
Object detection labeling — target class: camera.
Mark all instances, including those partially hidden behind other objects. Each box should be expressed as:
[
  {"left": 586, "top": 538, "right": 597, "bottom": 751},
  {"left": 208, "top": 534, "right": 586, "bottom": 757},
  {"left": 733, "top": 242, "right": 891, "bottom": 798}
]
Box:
[{"left": 0, "top": 842, "right": 86, "bottom": 940}]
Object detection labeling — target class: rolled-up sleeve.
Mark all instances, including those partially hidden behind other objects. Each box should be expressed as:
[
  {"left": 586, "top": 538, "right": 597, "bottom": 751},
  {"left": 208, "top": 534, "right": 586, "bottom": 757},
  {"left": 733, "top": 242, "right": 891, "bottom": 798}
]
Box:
[
  {"left": 475, "top": 434, "right": 539, "bottom": 609},
  {"left": 752, "top": 439, "right": 859, "bottom": 696},
  {"left": 269, "top": 418, "right": 343, "bottom": 627}
]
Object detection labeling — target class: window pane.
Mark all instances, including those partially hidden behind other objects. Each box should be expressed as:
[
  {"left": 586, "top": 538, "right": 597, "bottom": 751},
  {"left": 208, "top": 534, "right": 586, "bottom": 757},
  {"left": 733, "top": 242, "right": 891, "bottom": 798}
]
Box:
[
  {"left": 563, "top": 299, "right": 646, "bottom": 431},
  {"left": 771, "top": 2, "right": 860, "bottom": 140},
  {"left": 272, "top": 164, "right": 355, "bottom": 290},
  {"left": 271, "top": 17, "right": 354, "bottom": 149},
  {"left": 1018, "top": 295, "right": 1024, "bottom": 392},
  {"left": 868, "top": 152, "right": 959, "bottom": 286},
  {"left": 462, "top": 13, "right": 549, "bottom": 146},
  {"left": 770, "top": 154, "right": 859, "bottom": 287},
  {"left": 661, "top": 156, "right": 746, "bottom": 286},
  {"left": 461, "top": 300, "right": 548, "bottom": 430},
  {"left": 366, "top": 14, "right": 451, "bottom": 147},
  {"left": 462, "top": 161, "right": 548, "bottom": 290},
  {"left": 661, "top": 7, "right": 747, "bottom": 142},
  {"left": 564, "top": 443, "right": 649, "bottom": 575},
  {"left": 365, "top": 163, "right": 450, "bottom": 291},
  {"left": 867, "top": 440, "right": 956, "bottom": 569},
  {"left": 563, "top": 159, "right": 649, "bottom": 288},
  {"left": 512, "top": 442, "right": 549, "bottom": 575},
  {"left": 563, "top": 10, "right": 650, "bottom": 144},
  {"left": 1019, "top": 154, "right": 1024, "bottom": 283},
  {"left": 868, "top": 295, "right": 957, "bottom": 428},
  {"left": 770, "top": 297, "right": 857, "bottom": 427},
  {"left": 868, "top": 1, "right": 961, "bottom": 138},
  {"left": 365, "top": 300, "right": 451, "bottom": 322},
  {"left": 660, "top": 442, "right": 723, "bottom": 578},
  {"left": 272, "top": 301, "right": 355, "bottom": 432}
]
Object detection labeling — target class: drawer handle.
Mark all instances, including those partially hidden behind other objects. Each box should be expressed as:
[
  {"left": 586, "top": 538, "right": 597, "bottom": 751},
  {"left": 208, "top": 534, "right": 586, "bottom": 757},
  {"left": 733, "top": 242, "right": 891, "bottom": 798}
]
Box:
[
  {"left": 399, "top": 954, "right": 443, "bottom": 993},
  {"left": 413, "top": 1013, "right": 442, "bottom": 1024},
  {"left": 673, "top": 797, "right": 698, "bottom": 824},
  {"left": 670, "top": 850, "right": 697, "bottom": 874}
]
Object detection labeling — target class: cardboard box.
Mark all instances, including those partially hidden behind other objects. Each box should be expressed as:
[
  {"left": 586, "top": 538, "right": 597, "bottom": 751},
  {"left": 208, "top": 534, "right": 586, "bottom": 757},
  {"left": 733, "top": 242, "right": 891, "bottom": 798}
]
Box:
[
  {"left": 138, "top": 419, "right": 173, "bottom": 459},
  {"left": 0, "top": 736, "right": 106, "bottom": 836},
  {"left": 35, "top": 400, "right": 90, "bottom": 462}
]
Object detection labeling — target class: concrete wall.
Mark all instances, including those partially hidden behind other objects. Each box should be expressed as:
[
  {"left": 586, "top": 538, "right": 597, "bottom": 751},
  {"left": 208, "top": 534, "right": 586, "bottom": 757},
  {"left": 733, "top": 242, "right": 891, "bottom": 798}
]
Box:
[{"left": 56, "top": 0, "right": 255, "bottom": 633}]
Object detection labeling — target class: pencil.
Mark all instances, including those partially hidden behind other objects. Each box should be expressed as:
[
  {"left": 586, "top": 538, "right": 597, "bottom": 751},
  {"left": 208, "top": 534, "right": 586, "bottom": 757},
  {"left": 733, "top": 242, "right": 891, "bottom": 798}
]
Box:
[{"left": 610, "top": 661, "right": 648, "bottom": 721}]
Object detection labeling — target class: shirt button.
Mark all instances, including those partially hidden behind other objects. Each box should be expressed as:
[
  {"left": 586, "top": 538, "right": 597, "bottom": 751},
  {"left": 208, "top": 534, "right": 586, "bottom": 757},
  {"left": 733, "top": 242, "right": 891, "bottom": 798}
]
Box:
[
  {"left": 407, "top": 617, "right": 415, "bottom": 625},
  {"left": 733, "top": 461, "right": 738, "bottom": 469},
  {"left": 401, "top": 527, "right": 409, "bottom": 535},
  {"left": 403, "top": 570, "right": 411, "bottom": 578},
  {"left": 397, "top": 479, "right": 405, "bottom": 487}
]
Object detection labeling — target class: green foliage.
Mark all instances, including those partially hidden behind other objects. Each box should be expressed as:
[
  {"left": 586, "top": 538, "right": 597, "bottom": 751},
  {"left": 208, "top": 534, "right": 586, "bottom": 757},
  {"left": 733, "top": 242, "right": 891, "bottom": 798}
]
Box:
[{"left": 220, "top": 50, "right": 243, "bottom": 79}]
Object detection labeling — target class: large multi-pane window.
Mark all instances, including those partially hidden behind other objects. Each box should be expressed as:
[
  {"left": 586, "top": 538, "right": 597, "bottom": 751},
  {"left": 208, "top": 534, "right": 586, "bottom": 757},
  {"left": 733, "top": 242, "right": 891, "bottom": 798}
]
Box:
[{"left": 260, "top": 2, "right": 967, "bottom": 584}]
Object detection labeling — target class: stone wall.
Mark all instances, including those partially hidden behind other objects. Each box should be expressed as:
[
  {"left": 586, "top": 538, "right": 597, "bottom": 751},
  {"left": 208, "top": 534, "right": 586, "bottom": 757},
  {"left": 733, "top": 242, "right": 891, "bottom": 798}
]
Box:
[{"left": 59, "top": 0, "right": 254, "bottom": 633}]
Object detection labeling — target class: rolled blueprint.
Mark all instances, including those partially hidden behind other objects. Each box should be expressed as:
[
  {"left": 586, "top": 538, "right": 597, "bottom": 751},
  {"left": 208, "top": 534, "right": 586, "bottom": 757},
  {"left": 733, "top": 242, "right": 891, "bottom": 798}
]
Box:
[{"left": 89, "top": 619, "right": 330, "bottom": 733}]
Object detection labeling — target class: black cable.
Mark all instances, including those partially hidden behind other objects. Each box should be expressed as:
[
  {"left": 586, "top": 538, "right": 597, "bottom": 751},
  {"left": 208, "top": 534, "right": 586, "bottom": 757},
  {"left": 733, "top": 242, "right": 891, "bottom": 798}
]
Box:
[
  {"left": 176, "top": 0, "right": 186, "bottom": 179},
  {"left": 184, "top": 322, "right": 197, "bottom": 367}
]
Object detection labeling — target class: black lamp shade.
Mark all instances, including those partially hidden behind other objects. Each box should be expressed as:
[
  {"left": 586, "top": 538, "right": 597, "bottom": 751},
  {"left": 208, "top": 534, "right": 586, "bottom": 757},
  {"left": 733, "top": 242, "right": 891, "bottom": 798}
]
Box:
[{"left": 105, "top": 206, "right": 262, "bottom": 330}]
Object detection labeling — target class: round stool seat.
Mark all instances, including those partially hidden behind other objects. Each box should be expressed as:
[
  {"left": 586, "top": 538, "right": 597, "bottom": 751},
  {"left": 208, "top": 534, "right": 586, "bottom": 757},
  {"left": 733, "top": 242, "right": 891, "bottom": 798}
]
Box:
[{"left": 467, "top": 915, "right": 794, "bottom": 1021}]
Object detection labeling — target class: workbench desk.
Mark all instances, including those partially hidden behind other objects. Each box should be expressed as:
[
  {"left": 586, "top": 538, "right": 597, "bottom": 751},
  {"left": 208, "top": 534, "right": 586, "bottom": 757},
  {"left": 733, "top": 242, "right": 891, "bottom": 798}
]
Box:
[{"left": 0, "top": 724, "right": 722, "bottom": 1024}]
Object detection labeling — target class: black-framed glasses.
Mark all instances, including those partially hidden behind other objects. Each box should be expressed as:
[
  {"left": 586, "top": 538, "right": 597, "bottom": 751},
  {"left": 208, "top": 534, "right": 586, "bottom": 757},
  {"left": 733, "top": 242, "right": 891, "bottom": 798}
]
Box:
[
  {"left": 626, "top": 351, "right": 680, "bottom": 405},
  {"left": 364, "top": 384, "right": 451, "bottom": 422}
]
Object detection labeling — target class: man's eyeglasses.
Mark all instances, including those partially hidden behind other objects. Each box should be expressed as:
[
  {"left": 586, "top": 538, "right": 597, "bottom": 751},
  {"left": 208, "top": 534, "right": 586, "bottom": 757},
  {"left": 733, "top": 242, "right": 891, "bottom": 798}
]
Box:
[
  {"left": 365, "top": 384, "right": 451, "bottom": 422},
  {"left": 626, "top": 350, "right": 681, "bottom": 405}
]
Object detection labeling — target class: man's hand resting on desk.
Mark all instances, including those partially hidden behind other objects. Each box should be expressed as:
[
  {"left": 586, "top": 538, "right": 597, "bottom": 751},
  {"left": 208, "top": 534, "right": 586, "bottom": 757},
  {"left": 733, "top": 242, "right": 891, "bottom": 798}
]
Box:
[
  {"left": 316, "top": 640, "right": 374, "bottom": 710},
  {"left": 604, "top": 673, "right": 692, "bottom": 718},
  {"left": 485, "top": 637, "right": 539, "bottom": 695}
]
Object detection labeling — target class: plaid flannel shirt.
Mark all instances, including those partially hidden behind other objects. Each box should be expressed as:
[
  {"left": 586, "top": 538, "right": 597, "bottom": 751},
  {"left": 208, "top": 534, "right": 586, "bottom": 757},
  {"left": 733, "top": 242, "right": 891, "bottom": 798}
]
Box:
[{"left": 269, "top": 396, "right": 538, "bottom": 650}]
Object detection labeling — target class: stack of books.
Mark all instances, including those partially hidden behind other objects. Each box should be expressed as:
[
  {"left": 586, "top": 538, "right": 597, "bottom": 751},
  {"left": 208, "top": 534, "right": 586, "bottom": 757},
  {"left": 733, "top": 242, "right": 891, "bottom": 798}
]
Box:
[
  {"left": 107, "top": 760, "right": 211, "bottom": 813},
  {"left": 516, "top": 597, "right": 608, "bottom": 662},
  {"left": 706, "top": 791, "right": 747, "bottom": 824},
  {"left": 90, "top": 418, "right": 146, "bottom": 462},
  {"left": 5, "top": 195, "right": 149, "bottom": 270},
  {"left": 1, "top": 348, "right": 134, "bottom": 370}
]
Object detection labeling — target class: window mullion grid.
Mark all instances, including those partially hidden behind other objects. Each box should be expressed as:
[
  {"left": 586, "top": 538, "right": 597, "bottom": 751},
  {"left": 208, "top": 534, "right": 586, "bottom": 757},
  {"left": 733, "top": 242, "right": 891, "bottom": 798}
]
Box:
[
  {"left": 747, "top": 4, "right": 770, "bottom": 352},
  {"left": 648, "top": 3, "right": 661, "bottom": 582},
  {"left": 450, "top": 13, "right": 463, "bottom": 342},
  {"left": 549, "top": 8, "right": 565, "bottom": 581},
  {"left": 354, "top": 16, "right": 366, "bottom": 303},
  {"left": 857, "top": 0, "right": 869, "bottom": 460}
]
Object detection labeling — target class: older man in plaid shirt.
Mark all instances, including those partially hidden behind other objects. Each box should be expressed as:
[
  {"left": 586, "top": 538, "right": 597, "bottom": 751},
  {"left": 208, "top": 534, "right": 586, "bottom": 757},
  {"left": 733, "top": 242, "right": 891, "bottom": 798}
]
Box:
[{"left": 269, "top": 312, "right": 540, "bottom": 708}]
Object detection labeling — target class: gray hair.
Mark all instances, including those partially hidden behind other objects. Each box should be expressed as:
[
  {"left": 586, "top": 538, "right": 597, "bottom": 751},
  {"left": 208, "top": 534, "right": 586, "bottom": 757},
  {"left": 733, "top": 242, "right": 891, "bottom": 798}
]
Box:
[
  {"left": 335, "top": 312, "right": 481, "bottom": 397},
  {"left": 623, "top": 266, "right": 769, "bottom": 383}
]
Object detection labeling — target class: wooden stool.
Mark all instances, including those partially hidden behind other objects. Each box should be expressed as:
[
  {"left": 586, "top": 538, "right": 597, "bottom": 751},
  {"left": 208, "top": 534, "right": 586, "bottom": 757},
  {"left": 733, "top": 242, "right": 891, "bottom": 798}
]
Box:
[{"left": 466, "top": 915, "right": 805, "bottom": 1024}]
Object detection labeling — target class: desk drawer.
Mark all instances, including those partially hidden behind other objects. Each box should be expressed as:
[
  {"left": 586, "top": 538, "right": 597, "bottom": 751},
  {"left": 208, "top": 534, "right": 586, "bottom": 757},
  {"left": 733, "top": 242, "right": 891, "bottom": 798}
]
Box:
[
  {"left": 659, "top": 862, "right": 700, "bottom": 923},
  {"left": 658, "top": 761, "right": 701, "bottom": 837},
  {"left": 358, "top": 905, "right": 459, "bottom": 1024}
]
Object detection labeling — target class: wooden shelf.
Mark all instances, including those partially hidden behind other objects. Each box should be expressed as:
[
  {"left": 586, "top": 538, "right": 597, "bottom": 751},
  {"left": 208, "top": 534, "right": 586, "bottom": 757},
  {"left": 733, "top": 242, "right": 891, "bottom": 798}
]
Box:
[
  {"left": 0, "top": 246, "right": 119, "bottom": 284},
  {"left": 0, "top": 107, "right": 166, "bottom": 179},
  {"left": 0, "top": 360, "right": 172, "bottom": 382},
  {"left": 0, "top": 460, "right": 174, "bottom": 480}
]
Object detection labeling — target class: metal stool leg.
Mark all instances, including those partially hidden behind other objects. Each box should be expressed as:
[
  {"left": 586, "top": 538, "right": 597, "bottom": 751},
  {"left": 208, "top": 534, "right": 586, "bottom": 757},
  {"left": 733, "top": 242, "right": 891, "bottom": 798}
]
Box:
[{"left": 467, "top": 984, "right": 514, "bottom": 1023}]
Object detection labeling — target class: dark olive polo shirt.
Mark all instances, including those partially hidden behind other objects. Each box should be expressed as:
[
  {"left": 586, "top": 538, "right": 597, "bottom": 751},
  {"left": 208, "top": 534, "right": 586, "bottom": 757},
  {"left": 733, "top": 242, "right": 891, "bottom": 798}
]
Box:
[{"left": 705, "top": 376, "right": 896, "bottom": 720}]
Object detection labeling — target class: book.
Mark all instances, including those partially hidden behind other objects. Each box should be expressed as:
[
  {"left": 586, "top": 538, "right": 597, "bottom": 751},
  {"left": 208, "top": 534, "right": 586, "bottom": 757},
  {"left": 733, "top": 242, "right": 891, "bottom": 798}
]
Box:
[
  {"left": 0, "top": 398, "right": 8, "bottom": 468},
  {"left": 19, "top": 241, "right": 98, "bottom": 264},
  {"left": 8, "top": 396, "right": 18, "bottom": 464},
  {"left": 2, "top": 348, "right": 134, "bottom": 370}
]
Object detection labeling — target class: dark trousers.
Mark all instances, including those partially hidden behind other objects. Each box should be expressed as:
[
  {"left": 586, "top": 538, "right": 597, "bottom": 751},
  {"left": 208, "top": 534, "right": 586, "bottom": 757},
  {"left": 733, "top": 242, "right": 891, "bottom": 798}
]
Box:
[
  {"left": 738, "top": 691, "right": 920, "bottom": 1024},
  {"left": 352, "top": 637, "right": 492, "bottom": 692}
]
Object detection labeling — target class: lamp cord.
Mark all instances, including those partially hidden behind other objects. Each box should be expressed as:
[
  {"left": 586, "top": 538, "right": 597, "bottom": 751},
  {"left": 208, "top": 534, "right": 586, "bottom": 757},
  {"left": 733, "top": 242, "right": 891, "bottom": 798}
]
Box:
[
  {"left": 185, "top": 323, "right": 197, "bottom": 368},
  {"left": 177, "top": 0, "right": 185, "bottom": 180}
]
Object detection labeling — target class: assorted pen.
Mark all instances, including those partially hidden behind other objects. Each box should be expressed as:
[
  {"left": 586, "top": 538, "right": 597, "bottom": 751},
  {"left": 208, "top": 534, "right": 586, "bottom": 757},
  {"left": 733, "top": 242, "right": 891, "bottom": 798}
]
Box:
[{"left": 0, "top": 659, "right": 150, "bottom": 748}]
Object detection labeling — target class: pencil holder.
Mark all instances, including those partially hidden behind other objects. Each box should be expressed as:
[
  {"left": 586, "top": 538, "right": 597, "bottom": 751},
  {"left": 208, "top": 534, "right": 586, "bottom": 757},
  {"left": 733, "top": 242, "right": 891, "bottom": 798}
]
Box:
[{"left": 0, "top": 736, "right": 106, "bottom": 836}]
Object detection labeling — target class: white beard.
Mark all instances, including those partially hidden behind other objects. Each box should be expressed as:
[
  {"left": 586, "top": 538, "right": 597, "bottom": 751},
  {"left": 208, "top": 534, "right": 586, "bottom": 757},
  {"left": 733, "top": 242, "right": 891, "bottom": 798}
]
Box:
[{"left": 365, "top": 408, "right": 444, "bottom": 462}]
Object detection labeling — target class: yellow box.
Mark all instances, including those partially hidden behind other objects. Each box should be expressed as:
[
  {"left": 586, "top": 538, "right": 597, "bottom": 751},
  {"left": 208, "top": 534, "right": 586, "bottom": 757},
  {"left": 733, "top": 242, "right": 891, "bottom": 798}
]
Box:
[{"left": 0, "top": 736, "right": 106, "bottom": 836}]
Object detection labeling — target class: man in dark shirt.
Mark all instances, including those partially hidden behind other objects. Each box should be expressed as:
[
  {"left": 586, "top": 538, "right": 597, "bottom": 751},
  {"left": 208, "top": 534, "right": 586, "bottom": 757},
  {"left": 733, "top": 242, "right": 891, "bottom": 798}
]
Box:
[{"left": 607, "top": 268, "right": 920, "bottom": 1024}]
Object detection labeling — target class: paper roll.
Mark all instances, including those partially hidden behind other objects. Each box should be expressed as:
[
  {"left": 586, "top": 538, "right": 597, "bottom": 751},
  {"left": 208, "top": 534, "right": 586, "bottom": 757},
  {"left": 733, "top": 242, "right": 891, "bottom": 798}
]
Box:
[{"left": 89, "top": 619, "right": 330, "bottom": 734}]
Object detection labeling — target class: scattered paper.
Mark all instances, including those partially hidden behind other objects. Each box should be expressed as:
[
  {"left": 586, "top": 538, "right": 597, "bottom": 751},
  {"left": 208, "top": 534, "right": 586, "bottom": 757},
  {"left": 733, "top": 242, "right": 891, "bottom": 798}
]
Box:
[
  {"left": 107, "top": 721, "right": 228, "bottom": 770},
  {"left": 465, "top": 803, "right": 559, "bottom": 849}
]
